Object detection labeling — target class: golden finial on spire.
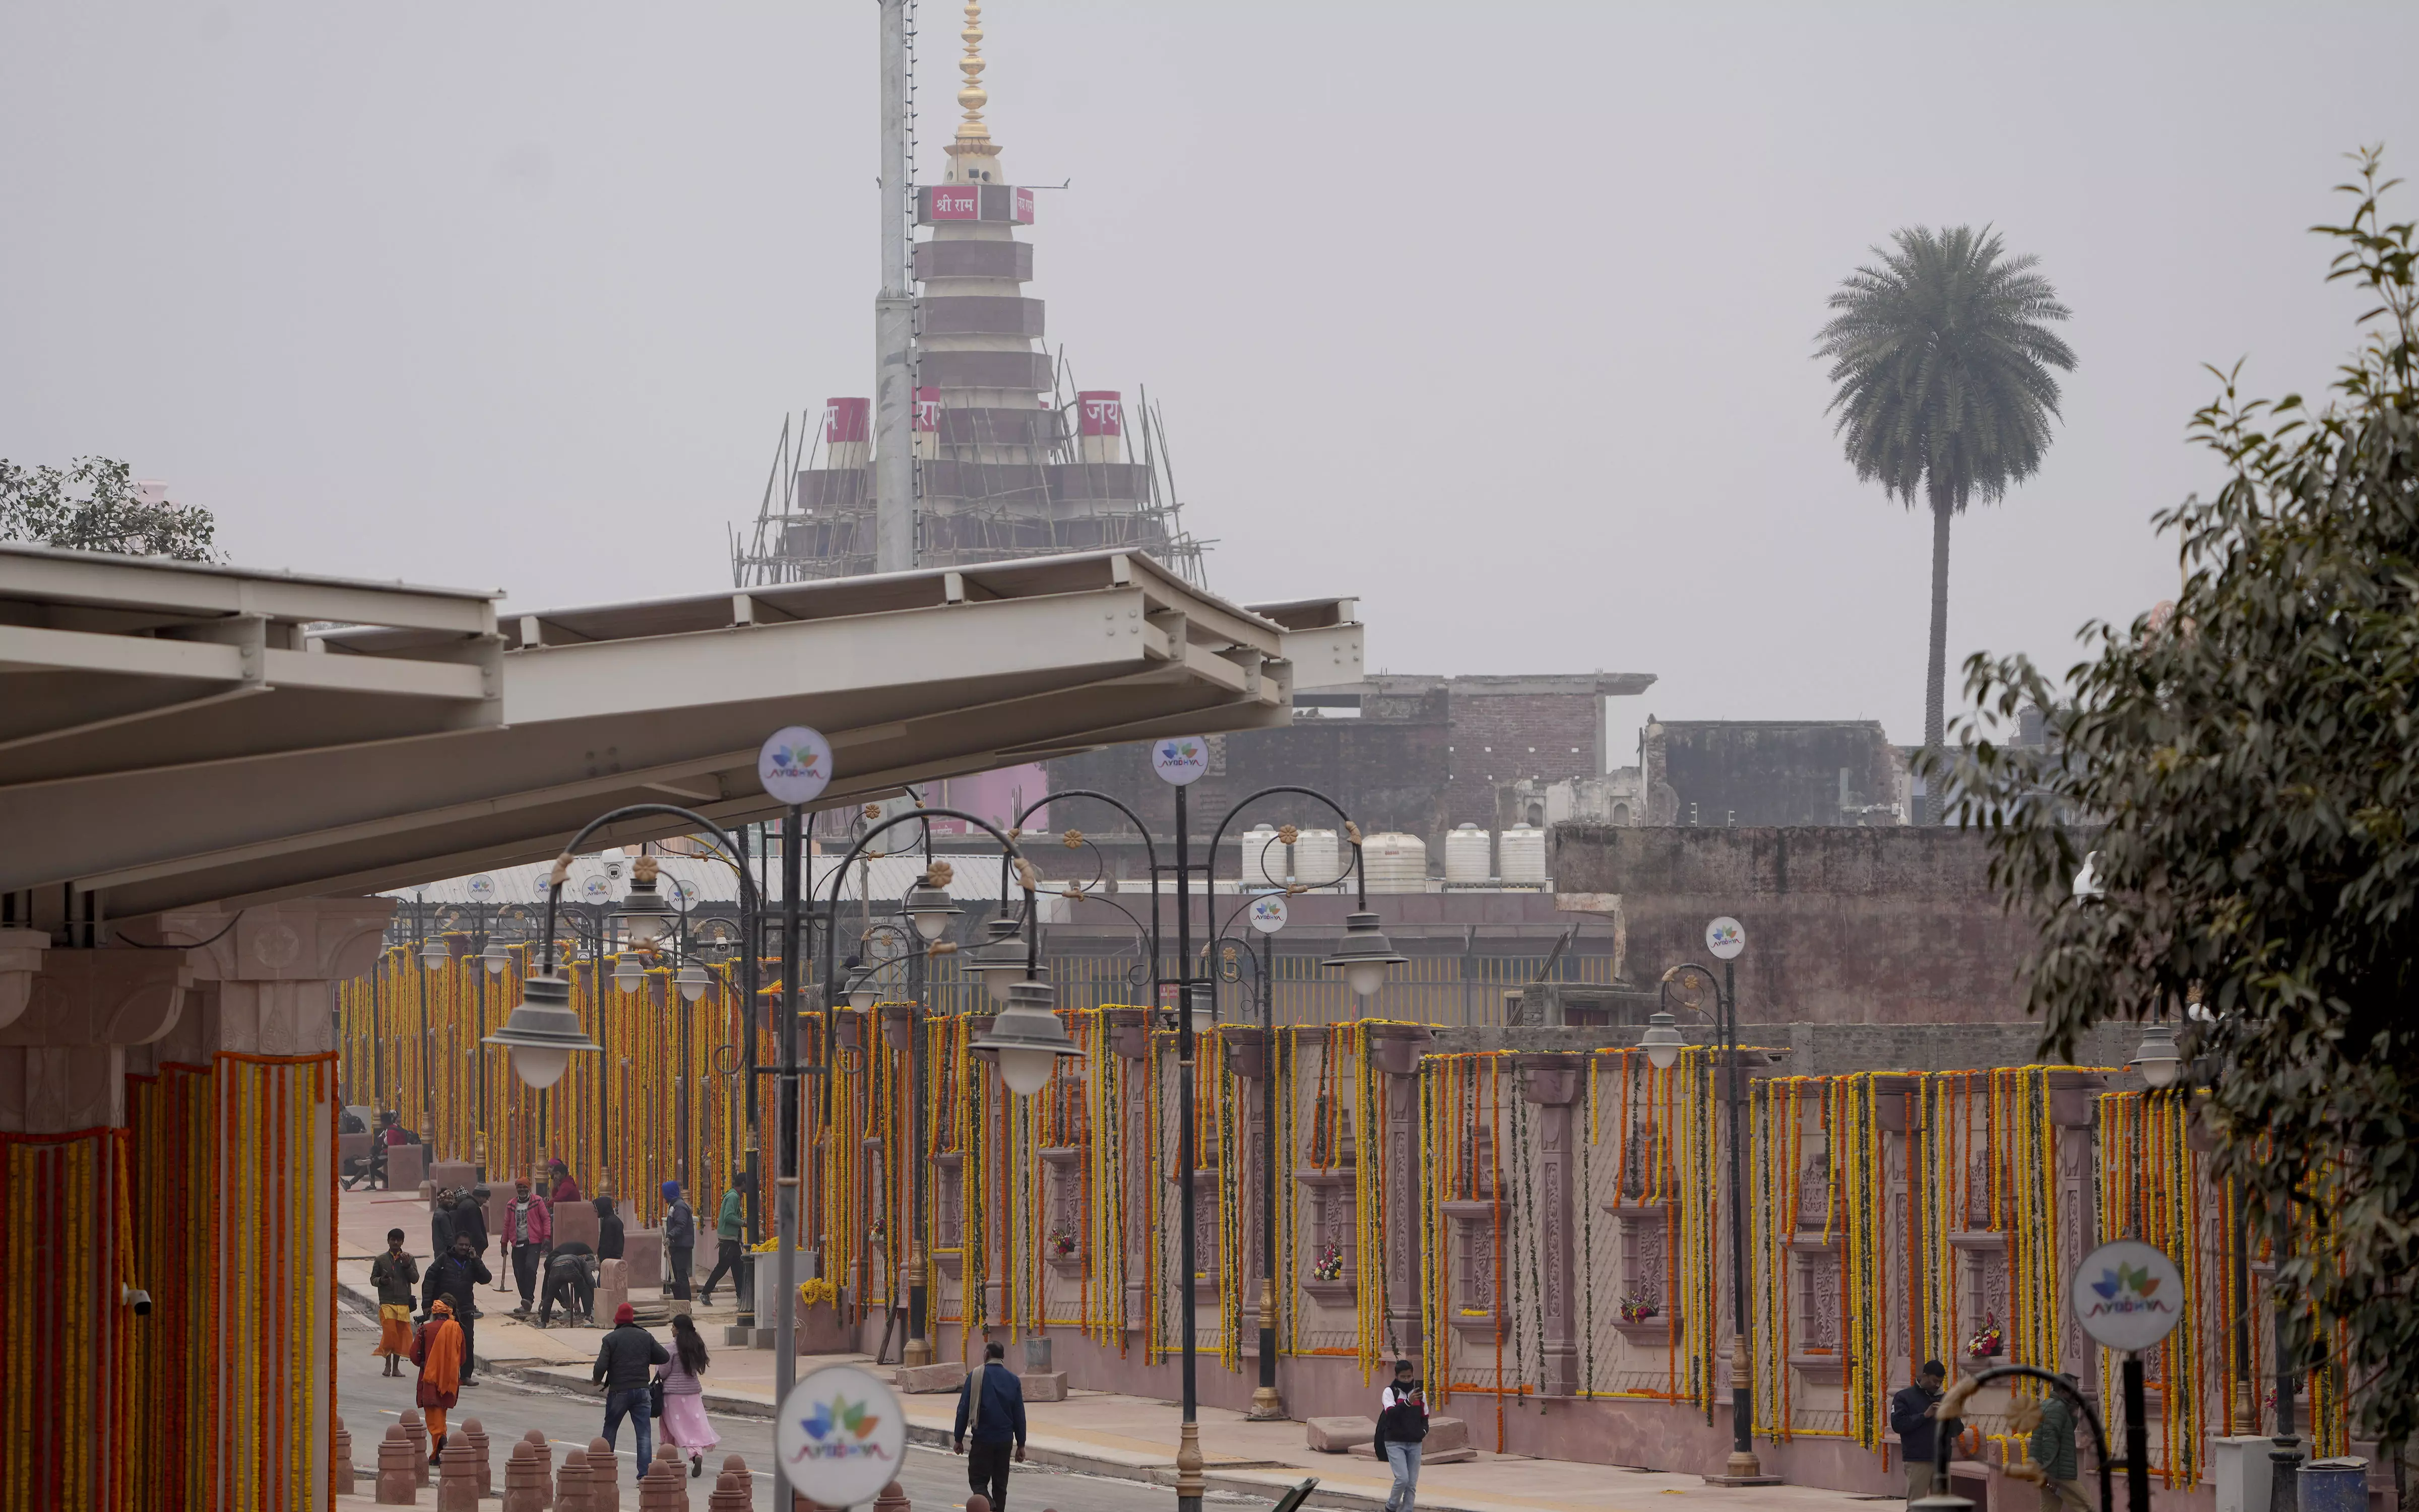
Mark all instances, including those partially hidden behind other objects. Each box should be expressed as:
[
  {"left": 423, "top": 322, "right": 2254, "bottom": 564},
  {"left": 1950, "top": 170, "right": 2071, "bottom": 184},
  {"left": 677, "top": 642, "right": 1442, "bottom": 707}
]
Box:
[{"left": 955, "top": 1, "right": 989, "bottom": 144}]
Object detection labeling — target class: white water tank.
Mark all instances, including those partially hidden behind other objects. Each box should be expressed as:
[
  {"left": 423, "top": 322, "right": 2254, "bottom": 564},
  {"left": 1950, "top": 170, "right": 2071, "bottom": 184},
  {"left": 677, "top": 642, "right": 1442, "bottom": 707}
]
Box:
[
  {"left": 1240, "top": 824, "right": 1286, "bottom": 887},
  {"left": 1363, "top": 831, "right": 1429, "bottom": 893},
  {"left": 1499, "top": 824, "right": 1548, "bottom": 885},
  {"left": 1443, "top": 823, "right": 1492, "bottom": 883},
  {"left": 1290, "top": 829, "right": 1343, "bottom": 890}
]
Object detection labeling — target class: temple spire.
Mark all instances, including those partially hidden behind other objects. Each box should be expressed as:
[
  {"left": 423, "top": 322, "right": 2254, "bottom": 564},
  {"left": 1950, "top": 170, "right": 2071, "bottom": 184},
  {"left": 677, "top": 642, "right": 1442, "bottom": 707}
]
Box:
[{"left": 954, "top": 2, "right": 990, "bottom": 146}]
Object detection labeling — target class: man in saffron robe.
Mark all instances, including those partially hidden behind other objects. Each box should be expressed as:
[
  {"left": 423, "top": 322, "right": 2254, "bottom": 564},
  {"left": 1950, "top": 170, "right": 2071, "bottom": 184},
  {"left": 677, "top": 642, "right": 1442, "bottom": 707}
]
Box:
[{"left": 411, "top": 1296, "right": 466, "bottom": 1462}]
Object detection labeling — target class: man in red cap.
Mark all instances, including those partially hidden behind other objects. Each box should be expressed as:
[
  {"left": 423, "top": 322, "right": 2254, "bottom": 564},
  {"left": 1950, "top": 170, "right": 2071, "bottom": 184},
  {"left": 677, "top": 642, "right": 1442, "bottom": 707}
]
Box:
[{"left": 593, "top": 1300, "right": 669, "bottom": 1483}]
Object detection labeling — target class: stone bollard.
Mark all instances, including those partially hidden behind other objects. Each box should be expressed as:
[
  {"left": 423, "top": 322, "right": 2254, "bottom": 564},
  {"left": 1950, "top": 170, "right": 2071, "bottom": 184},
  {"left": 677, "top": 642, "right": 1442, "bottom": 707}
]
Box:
[
  {"left": 437, "top": 1433, "right": 482, "bottom": 1511},
  {"left": 463, "top": 1417, "right": 493, "bottom": 1497},
  {"left": 557, "top": 1447, "right": 593, "bottom": 1512},
  {"left": 333, "top": 1414, "right": 356, "bottom": 1497},
  {"left": 708, "top": 1467, "right": 750, "bottom": 1512},
  {"left": 503, "top": 1440, "right": 550, "bottom": 1512},
  {"left": 376, "top": 1424, "right": 421, "bottom": 1504},
  {"left": 588, "top": 1436, "right": 621, "bottom": 1511},
  {"left": 524, "top": 1430, "right": 556, "bottom": 1509},
  {"left": 401, "top": 1409, "right": 431, "bottom": 1486},
  {"left": 871, "top": 1481, "right": 912, "bottom": 1511},
  {"left": 638, "top": 1442, "right": 689, "bottom": 1512}
]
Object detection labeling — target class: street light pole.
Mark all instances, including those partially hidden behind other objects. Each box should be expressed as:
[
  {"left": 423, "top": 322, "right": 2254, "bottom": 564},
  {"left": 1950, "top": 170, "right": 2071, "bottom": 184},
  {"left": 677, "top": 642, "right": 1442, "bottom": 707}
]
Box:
[
  {"left": 775, "top": 803, "right": 806, "bottom": 1404},
  {"left": 1173, "top": 779, "right": 1204, "bottom": 1512}
]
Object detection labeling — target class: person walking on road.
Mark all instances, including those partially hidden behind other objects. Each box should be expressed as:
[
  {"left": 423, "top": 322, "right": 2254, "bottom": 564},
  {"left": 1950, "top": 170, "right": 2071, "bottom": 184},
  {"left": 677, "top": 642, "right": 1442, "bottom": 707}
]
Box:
[
  {"left": 659, "top": 1312, "right": 720, "bottom": 1477},
  {"left": 1891, "top": 1360, "right": 1955, "bottom": 1504},
  {"left": 594, "top": 1301, "right": 669, "bottom": 1483},
  {"left": 503, "top": 1176, "right": 551, "bottom": 1316},
  {"left": 369, "top": 1228, "right": 418, "bottom": 1376},
  {"left": 661, "top": 1180, "right": 695, "bottom": 1300},
  {"left": 2027, "top": 1374, "right": 2084, "bottom": 1511},
  {"left": 952, "top": 1339, "right": 1027, "bottom": 1512},
  {"left": 699, "top": 1180, "right": 748, "bottom": 1307},
  {"left": 421, "top": 1234, "right": 491, "bottom": 1386},
  {"left": 1373, "top": 1358, "right": 1428, "bottom": 1511},
  {"left": 410, "top": 1297, "right": 466, "bottom": 1463}
]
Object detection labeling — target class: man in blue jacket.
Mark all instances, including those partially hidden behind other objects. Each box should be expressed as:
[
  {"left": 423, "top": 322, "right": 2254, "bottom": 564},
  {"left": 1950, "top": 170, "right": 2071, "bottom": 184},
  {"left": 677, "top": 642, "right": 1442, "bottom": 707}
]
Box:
[
  {"left": 952, "top": 1340, "right": 1028, "bottom": 1511},
  {"left": 1890, "top": 1360, "right": 1954, "bottom": 1503}
]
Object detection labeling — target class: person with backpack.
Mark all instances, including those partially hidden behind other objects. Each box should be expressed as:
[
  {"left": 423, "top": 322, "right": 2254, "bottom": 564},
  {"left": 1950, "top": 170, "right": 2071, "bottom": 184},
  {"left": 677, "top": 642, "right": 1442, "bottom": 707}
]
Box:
[
  {"left": 952, "top": 1339, "right": 1027, "bottom": 1511},
  {"left": 1373, "top": 1358, "right": 1428, "bottom": 1511}
]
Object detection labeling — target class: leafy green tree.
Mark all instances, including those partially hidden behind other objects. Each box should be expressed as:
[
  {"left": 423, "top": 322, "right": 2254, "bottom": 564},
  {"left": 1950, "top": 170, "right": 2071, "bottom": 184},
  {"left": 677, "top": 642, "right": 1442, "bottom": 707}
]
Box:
[
  {"left": 0, "top": 456, "right": 221, "bottom": 562},
  {"left": 1816, "top": 226, "right": 2076, "bottom": 821},
  {"left": 1947, "top": 150, "right": 2418, "bottom": 1451}
]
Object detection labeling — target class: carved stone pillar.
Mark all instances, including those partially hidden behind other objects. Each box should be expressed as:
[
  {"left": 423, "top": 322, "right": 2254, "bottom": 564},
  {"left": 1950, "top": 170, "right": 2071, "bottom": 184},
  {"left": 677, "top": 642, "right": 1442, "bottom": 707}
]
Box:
[
  {"left": 1108, "top": 1007, "right": 1150, "bottom": 1337},
  {"left": 0, "top": 928, "right": 46, "bottom": 1030},
  {"left": 1515, "top": 1054, "right": 1582, "bottom": 1396},
  {"left": 1368, "top": 1024, "right": 1432, "bottom": 1359}
]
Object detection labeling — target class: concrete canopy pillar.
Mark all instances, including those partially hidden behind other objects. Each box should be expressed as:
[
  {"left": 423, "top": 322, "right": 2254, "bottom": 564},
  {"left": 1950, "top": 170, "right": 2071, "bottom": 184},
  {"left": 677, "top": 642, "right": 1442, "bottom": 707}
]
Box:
[
  {"left": 139, "top": 896, "right": 393, "bottom": 1510},
  {"left": 1514, "top": 1054, "right": 1583, "bottom": 1397},
  {"left": 0, "top": 946, "right": 191, "bottom": 1132}
]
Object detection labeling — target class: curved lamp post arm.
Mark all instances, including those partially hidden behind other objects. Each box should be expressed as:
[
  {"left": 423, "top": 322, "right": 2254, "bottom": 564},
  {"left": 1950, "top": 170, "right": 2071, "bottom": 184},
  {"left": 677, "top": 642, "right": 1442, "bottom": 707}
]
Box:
[
  {"left": 1201, "top": 785, "right": 1369, "bottom": 909},
  {"left": 1003, "top": 788, "right": 1164, "bottom": 957},
  {"left": 1934, "top": 1364, "right": 2113, "bottom": 1511},
  {"left": 535, "top": 804, "right": 761, "bottom": 976},
  {"left": 817, "top": 805, "right": 1042, "bottom": 1024}
]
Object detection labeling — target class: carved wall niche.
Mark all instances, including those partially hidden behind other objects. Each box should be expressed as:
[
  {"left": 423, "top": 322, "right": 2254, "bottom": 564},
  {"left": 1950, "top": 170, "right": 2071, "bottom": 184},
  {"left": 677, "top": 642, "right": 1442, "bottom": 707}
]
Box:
[
  {"left": 1039, "top": 1145, "right": 1085, "bottom": 1279},
  {"left": 1297, "top": 1104, "right": 1360, "bottom": 1306},
  {"left": 1603, "top": 1200, "right": 1675, "bottom": 1347},
  {"left": 933, "top": 1150, "right": 966, "bottom": 1271},
  {"left": 1435, "top": 1126, "right": 1496, "bottom": 1340},
  {"left": 1948, "top": 1230, "right": 2011, "bottom": 1369}
]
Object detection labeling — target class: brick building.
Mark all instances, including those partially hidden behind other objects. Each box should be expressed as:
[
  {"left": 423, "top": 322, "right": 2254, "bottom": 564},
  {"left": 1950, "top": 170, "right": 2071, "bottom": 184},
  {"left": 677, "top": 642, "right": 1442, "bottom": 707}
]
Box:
[{"left": 1036, "top": 671, "right": 1653, "bottom": 875}]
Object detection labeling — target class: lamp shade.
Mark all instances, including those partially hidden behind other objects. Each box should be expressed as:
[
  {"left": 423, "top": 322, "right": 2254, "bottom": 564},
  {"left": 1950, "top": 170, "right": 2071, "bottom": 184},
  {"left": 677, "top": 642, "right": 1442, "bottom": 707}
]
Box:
[
  {"left": 674, "top": 962, "right": 710, "bottom": 1003},
  {"left": 1639, "top": 1011, "right": 1685, "bottom": 1071},
  {"left": 972, "top": 979, "right": 1084, "bottom": 1095},
  {"left": 964, "top": 916, "right": 1041, "bottom": 1006},
  {"left": 616, "top": 868, "right": 678, "bottom": 945},
  {"left": 847, "top": 980, "right": 879, "bottom": 1011},
  {"left": 1321, "top": 912, "right": 1408, "bottom": 1000},
  {"left": 2130, "top": 1021, "right": 2183, "bottom": 1089},
  {"left": 418, "top": 936, "right": 450, "bottom": 968},
  {"left": 481, "top": 941, "right": 511, "bottom": 976},
  {"left": 904, "top": 882, "right": 960, "bottom": 942},
  {"left": 484, "top": 972, "right": 602, "bottom": 1089},
  {"left": 611, "top": 954, "right": 645, "bottom": 996}
]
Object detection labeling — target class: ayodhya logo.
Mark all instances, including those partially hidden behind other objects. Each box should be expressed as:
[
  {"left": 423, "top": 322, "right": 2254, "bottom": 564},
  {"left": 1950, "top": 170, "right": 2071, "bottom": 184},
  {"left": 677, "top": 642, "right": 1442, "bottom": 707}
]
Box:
[
  {"left": 1706, "top": 919, "right": 1745, "bottom": 955},
  {"left": 1250, "top": 898, "right": 1285, "bottom": 928},
  {"left": 2082, "top": 1262, "right": 2173, "bottom": 1319},
  {"left": 767, "top": 742, "right": 822, "bottom": 783},
  {"left": 787, "top": 1395, "right": 890, "bottom": 1464},
  {"left": 1160, "top": 740, "right": 1203, "bottom": 770}
]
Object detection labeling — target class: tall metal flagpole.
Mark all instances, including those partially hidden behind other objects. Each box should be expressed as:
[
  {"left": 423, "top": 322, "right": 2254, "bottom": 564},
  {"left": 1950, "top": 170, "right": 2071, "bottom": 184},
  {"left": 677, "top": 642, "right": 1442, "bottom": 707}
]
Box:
[
  {"left": 873, "top": 0, "right": 916, "bottom": 573},
  {"left": 1174, "top": 779, "right": 1204, "bottom": 1512}
]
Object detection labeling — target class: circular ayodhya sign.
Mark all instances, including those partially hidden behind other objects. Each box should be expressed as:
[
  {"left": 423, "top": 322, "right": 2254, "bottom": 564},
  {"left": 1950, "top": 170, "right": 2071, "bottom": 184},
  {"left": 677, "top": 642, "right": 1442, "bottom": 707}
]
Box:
[
  {"left": 1705, "top": 916, "right": 1746, "bottom": 960},
  {"left": 1150, "top": 736, "right": 1210, "bottom": 786},
  {"left": 466, "top": 873, "right": 496, "bottom": 901},
  {"left": 1248, "top": 894, "right": 1289, "bottom": 934},
  {"left": 777, "top": 1362, "right": 908, "bottom": 1505},
  {"left": 579, "top": 874, "right": 612, "bottom": 903},
  {"left": 759, "top": 726, "right": 835, "bottom": 806},
  {"left": 2070, "top": 1238, "right": 2187, "bottom": 1352}
]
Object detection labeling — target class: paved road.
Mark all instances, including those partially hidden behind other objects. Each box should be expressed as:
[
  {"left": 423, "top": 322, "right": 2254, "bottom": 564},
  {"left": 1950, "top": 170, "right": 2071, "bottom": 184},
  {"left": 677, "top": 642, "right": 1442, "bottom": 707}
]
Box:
[{"left": 335, "top": 1304, "right": 1273, "bottom": 1510}]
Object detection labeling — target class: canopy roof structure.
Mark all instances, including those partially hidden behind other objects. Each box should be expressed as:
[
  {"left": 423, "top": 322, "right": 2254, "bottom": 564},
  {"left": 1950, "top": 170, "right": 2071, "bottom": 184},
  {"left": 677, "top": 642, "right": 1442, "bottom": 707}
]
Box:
[{"left": 0, "top": 544, "right": 1361, "bottom": 921}]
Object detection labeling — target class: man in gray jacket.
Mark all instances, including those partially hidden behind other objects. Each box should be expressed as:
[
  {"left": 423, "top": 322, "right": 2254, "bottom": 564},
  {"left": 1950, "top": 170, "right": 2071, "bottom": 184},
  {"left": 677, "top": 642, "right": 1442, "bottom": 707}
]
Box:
[{"left": 661, "top": 1180, "right": 695, "bottom": 1300}]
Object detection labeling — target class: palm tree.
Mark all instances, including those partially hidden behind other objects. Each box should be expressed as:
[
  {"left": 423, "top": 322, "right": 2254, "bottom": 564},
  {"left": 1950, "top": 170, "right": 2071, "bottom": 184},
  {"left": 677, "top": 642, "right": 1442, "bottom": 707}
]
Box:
[{"left": 1816, "top": 226, "right": 2075, "bottom": 822}]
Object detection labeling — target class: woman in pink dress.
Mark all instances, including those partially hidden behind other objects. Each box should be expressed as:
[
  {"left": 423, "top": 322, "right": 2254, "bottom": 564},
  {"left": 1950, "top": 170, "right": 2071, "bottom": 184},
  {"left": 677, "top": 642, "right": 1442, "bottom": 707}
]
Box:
[{"left": 659, "top": 1312, "right": 720, "bottom": 1476}]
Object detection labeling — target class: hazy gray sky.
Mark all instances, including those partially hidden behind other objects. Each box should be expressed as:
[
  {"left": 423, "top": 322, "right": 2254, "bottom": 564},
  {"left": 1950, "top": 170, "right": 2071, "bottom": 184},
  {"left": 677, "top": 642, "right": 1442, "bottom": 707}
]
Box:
[{"left": 6, "top": 4, "right": 2415, "bottom": 761}]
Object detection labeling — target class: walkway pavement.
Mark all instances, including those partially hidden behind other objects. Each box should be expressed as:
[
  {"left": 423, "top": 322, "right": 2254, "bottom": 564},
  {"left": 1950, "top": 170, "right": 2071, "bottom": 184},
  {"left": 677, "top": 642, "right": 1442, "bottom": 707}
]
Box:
[{"left": 339, "top": 1188, "right": 1883, "bottom": 1511}]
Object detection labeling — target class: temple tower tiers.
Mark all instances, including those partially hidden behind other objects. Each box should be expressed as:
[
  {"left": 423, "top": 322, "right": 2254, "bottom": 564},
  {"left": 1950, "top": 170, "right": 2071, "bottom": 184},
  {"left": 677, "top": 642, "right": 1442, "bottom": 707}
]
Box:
[{"left": 749, "top": 1, "right": 1203, "bottom": 584}]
